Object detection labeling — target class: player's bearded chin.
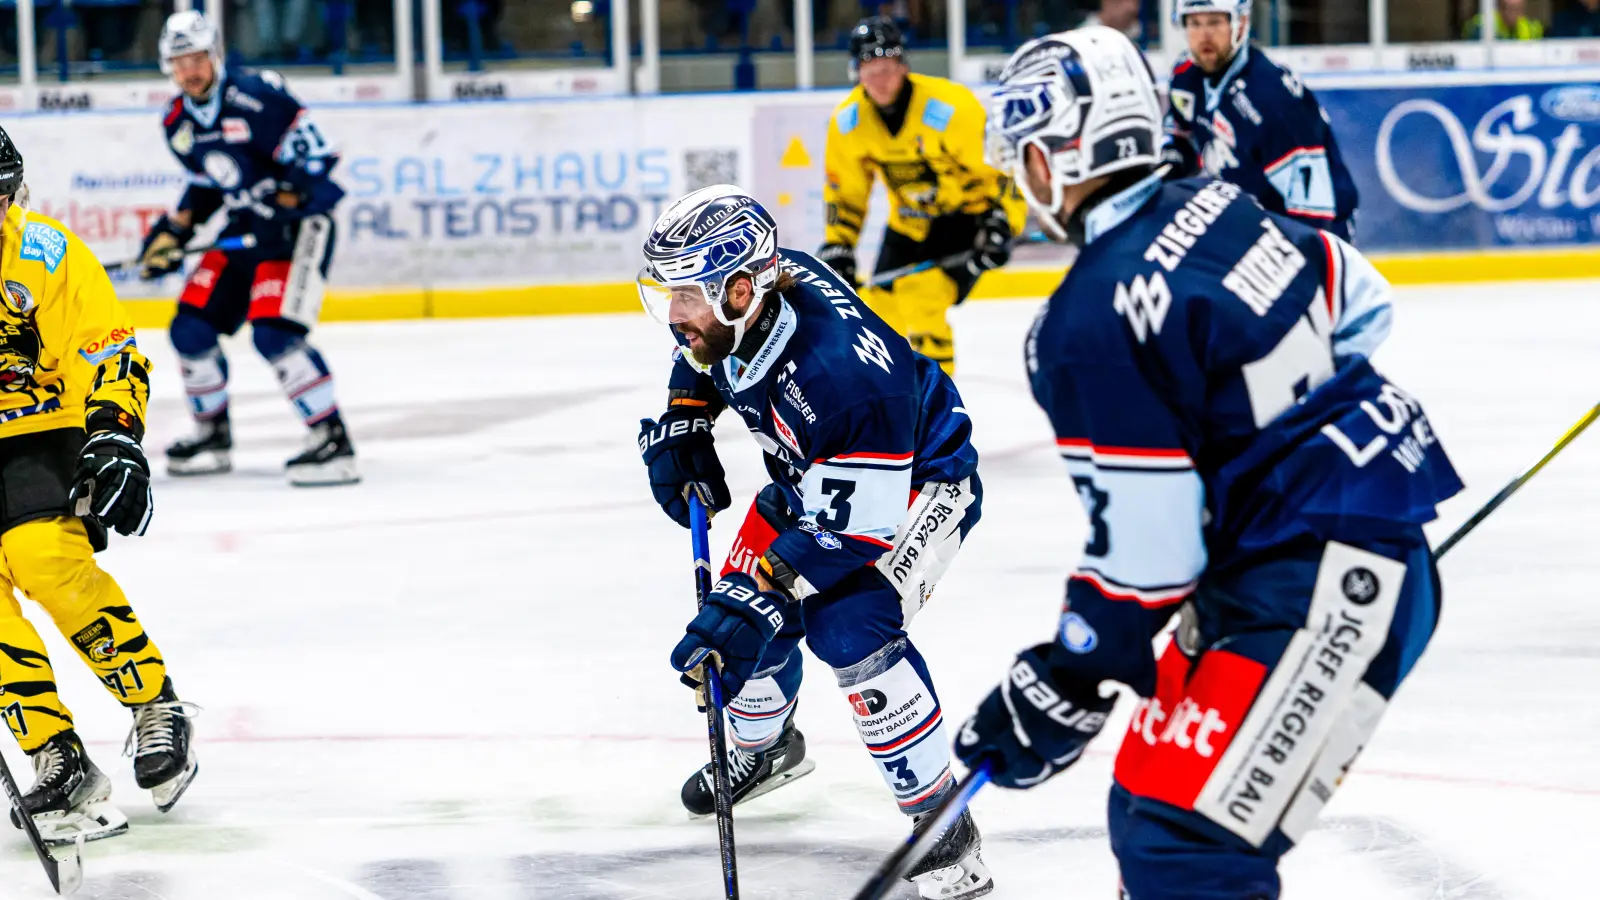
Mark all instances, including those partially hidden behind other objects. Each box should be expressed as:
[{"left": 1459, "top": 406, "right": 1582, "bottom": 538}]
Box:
[{"left": 675, "top": 318, "right": 737, "bottom": 366}]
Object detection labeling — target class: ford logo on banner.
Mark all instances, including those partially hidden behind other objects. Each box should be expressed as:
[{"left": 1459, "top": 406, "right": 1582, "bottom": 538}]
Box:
[{"left": 1319, "top": 81, "right": 1600, "bottom": 250}]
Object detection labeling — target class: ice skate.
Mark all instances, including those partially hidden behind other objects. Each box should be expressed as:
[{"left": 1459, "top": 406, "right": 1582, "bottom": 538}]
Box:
[
  {"left": 906, "top": 808, "right": 993, "bottom": 899},
  {"left": 125, "top": 677, "right": 200, "bottom": 813},
  {"left": 166, "top": 415, "right": 232, "bottom": 476},
  {"left": 681, "top": 715, "right": 816, "bottom": 818},
  {"left": 286, "top": 416, "right": 359, "bottom": 487},
  {"left": 10, "top": 730, "right": 129, "bottom": 845}
]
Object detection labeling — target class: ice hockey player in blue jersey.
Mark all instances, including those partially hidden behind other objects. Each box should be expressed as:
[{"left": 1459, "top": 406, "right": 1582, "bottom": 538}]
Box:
[
  {"left": 1163, "top": 0, "right": 1359, "bottom": 241},
  {"left": 635, "top": 185, "right": 993, "bottom": 899},
  {"left": 137, "top": 11, "right": 357, "bottom": 486},
  {"left": 952, "top": 28, "right": 1462, "bottom": 899}
]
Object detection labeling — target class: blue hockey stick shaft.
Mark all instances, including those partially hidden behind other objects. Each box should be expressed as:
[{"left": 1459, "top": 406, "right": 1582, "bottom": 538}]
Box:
[
  {"left": 105, "top": 233, "right": 259, "bottom": 274},
  {"left": 850, "top": 763, "right": 992, "bottom": 900},
  {"left": 689, "top": 494, "right": 740, "bottom": 900}
]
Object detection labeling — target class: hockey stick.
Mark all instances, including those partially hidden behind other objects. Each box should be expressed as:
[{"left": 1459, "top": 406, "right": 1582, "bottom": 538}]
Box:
[
  {"left": 104, "top": 234, "right": 259, "bottom": 274},
  {"left": 850, "top": 763, "right": 992, "bottom": 900},
  {"left": 688, "top": 493, "right": 740, "bottom": 900},
  {"left": 864, "top": 231, "right": 1052, "bottom": 290},
  {"left": 0, "top": 749, "right": 83, "bottom": 894},
  {"left": 1434, "top": 402, "right": 1600, "bottom": 560}
]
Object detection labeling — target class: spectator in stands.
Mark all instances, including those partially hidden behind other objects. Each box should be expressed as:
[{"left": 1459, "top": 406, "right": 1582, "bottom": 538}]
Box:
[
  {"left": 1463, "top": 0, "right": 1545, "bottom": 39},
  {"left": 252, "top": 0, "right": 316, "bottom": 60},
  {"left": 1552, "top": 0, "right": 1600, "bottom": 36},
  {"left": 1080, "top": 0, "right": 1142, "bottom": 40}
]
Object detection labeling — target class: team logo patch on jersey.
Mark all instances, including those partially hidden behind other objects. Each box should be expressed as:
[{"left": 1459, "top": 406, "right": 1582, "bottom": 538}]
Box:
[
  {"left": 171, "top": 120, "right": 195, "bottom": 155},
  {"left": 222, "top": 117, "right": 252, "bottom": 144},
  {"left": 19, "top": 223, "right": 66, "bottom": 273},
  {"left": 1060, "top": 612, "right": 1100, "bottom": 653},
  {"left": 770, "top": 402, "right": 802, "bottom": 455},
  {"left": 1170, "top": 89, "right": 1196, "bottom": 123},
  {"left": 0, "top": 316, "right": 44, "bottom": 391},
  {"left": 2, "top": 281, "right": 34, "bottom": 316},
  {"left": 814, "top": 530, "right": 843, "bottom": 550},
  {"left": 203, "top": 150, "right": 242, "bottom": 189}
]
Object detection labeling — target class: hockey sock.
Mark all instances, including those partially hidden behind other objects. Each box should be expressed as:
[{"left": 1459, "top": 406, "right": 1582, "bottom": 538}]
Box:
[
  {"left": 178, "top": 347, "right": 230, "bottom": 420},
  {"left": 0, "top": 614, "right": 74, "bottom": 752},
  {"left": 835, "top": 638, "right": 955, "bottom": 815},
  {"left": 727, "top": 644, "right": 803, "bottom": 752},
  {"left": 5, "top": 519, "right": 167, "bottom": 708},
  {"left": 255, "top": 323, "right": 340, "bottom": 426}
]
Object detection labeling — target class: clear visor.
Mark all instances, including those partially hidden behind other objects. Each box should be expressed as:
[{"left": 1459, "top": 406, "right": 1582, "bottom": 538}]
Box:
[{"left": 637, "top": 268, "right": 720, "bottom": 326}]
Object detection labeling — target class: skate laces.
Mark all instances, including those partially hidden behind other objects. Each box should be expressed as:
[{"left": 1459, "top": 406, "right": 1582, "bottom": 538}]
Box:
[
  {"left": 727, "top": 745, "right": 762, "bottom": 782},
  {"left": 123, "top": 700, "right": 202, "bottom": 760},
  {"left": 30, "top": 741, "right": 66, "bottom": 788}
]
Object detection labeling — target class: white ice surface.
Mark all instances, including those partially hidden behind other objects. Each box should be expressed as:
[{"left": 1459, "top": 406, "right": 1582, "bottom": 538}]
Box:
[{"left": 4, "top": 281, "right": 1596, "bottom": 898}]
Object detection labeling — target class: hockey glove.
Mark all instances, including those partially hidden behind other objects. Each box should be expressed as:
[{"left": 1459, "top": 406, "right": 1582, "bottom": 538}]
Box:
[
  {"left": 963, "top": 205, "right": 1013, "bottom": 279},
  {"left": 138, "top": 214, "right": 193, "bottom": 281},
  {"left": 670, "top": 571, "right": 788, "bottom": 705},
  {"left": 1160, "top": 137, "right": 1201, "bottom": 181},
  {"left": 954, "top": 642, "right": 1116, "bottom": 789},
  {"left": 69, "top": 431, "right": 153, "bottom": 537},
  {"left": 638, "top": 412, "right": 730, "bottom": 529},
  {"left": 816, "top": 242, "right": 858, "bottom": 287}
]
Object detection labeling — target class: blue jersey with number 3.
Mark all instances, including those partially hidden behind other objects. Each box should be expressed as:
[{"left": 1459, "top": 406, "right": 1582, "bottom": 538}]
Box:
[
  {"left": 666, "top": 248, "right": 978, "bottom": 598},
  {"left": 1028, "top": 172, "right": 1461, "bottom": 692}
]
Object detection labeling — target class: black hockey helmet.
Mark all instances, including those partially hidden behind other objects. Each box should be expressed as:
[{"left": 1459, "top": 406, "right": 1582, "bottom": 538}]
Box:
[
  {"left": 0, "top": 126, "right": 22, "bottom": 199},
  {"left": 849, "top": 16, "right": 905, "bottom": 72}
]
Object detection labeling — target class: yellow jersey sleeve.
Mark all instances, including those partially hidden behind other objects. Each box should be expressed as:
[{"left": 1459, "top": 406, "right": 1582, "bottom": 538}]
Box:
[
  {"left": 936, "top": 80, "right": 1029, "bottom": 233},
  {"left": 54, "top": 236, "right": 151, "bottom": 438},
  {"left": 823, "top": 93, "right": 875, "bottom": 248}
]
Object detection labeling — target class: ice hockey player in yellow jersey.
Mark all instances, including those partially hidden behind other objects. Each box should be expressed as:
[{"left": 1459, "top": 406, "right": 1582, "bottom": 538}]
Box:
[
  {"left": 0, "top": 125, "right": 197, "bottom": 846},
  {"left": 820, "top": 16, "right": 1026, "bottom": 373}
]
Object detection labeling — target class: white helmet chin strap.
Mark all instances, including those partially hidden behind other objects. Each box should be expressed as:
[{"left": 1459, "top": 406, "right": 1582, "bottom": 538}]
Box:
[
  {"left": 1011, "top": 149, "right": 1071, "bottom": 243},
  {"left": 710, "top": 275, "right": 768, "bottom": 352}
]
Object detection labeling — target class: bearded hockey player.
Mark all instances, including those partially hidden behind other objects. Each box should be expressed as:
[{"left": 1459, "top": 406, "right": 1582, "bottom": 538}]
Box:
[
  {"left": 0, "top": 127, "right": 198, "bottom": 845},
  {"left": 138, "top": 11, "right": 356, "bottom": 485},
  {"left": 636, "top": 186, "right": 992, "bottom": 898},
  {"left": 1163, "top": 0, "right": 1358, "bottom": 240},
  {"left": 953, "top": 28, "right": 1461, "bottom": 899},
  {"left": 819, "top": 16, "right": 1026, "bottom": 374}
]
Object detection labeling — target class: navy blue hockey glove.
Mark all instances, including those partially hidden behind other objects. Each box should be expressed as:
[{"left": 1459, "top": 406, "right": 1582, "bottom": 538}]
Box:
[
  {"left": 137, "top": 214, "right": 193, "bottom": 281},
  {"left": 954, "top": 643, "right": 1117, "bottom": 789},
  {"left": 670, "top": 571, "right": 788, "bottom": 705},
  {"left": 963, "top": 205, "right": 1013, "bottom": 279},
  {"left": 816, "top": 242, "right": 858, "bottom": 287},
  {"left": 638, "top": 412, "right": 730, "bottom": 528},
  {"left": 69, "top": 431, "right": 153, "bottom": 537}
]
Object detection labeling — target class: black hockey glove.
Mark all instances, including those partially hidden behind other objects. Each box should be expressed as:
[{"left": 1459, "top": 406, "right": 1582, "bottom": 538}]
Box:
[
  {"left": 954, "top": 642, "right": 1116, "bottom": 789},
  {"left": 816, "top": 242, "right": 858, "bottom": 287},
  {"left": 1160, "top": 137, "right": 1201, "bottom": 181},
  {"left": 670, "top": 571, "right": 789, "bottom": 705},
  {"left": 963, "top": 205, "right": 1013, "bottom": 279},
  {"left": 69, "top": 430, "right": 153, "bottom": 537},
  {"left": 138, "top": 214, "right": 194, "bottom": 281},
  {"left": 638, "top": 412, "right": 730, "bottom": 528}
]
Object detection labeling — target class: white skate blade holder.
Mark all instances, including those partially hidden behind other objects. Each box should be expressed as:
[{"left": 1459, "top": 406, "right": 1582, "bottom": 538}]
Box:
[
  {"left": 167, "top": 451, "right": 232, "bottom": 477},
  {"left": 287, "top": 456, "right": 359, "bottom": 487}
]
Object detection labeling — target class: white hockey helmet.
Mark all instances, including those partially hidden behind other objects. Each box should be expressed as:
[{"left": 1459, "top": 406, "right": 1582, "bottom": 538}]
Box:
[
  {"left": 1174, "top": 0, "right": 1252, "bottom": 58},
  {"left": 984, "top": 27, "right": 1163, "bottom": 241},
  {"left": 159, "top": 10, "right": 222, "bottom": 75},
  {"left": 637, "top": 185, "right": 782, "bottom": 350}
]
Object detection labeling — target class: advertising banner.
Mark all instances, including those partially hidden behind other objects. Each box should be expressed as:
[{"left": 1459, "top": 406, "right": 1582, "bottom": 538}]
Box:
[{"left": 1321, "top": 80, "right": 1600, "bottom": 251}]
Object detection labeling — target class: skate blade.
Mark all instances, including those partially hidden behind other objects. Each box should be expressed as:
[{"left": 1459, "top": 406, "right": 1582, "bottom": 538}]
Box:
[
  {"left": 167, "top": 451, "right": 232, "bottom": 476},
  {"left": 912, "top": 850, "right": 994, "bottom": 900},
  {"left": 287, "top": 457, "right": 360, "bottom": 487},
  {"left": 36, "top": 800, "right": 129, "bottom": 846},
  {"left": 151, "top": 757, "right": 199, "bottom": 814},
  {"left": 688, "top": 758, "right": 817, "bottom": 820}
]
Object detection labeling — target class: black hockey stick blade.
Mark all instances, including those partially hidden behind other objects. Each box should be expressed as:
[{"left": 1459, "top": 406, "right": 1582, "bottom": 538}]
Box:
[
  {"left": 851, "top": 763, "right": 991, "bottom": 900},
  {"left": 689, "top": 495, "right": 740, "bottom": 899},
  {"left": 1434, "top": 402, "right": 1599, "bottom": 561},
  {"left": 0, "top": 750, "right": 84, "bottom": 894}
]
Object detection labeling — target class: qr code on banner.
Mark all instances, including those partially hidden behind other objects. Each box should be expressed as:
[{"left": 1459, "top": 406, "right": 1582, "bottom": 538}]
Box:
[{"left": 684, "top": 149, "right": 739, "bottom": 191}]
